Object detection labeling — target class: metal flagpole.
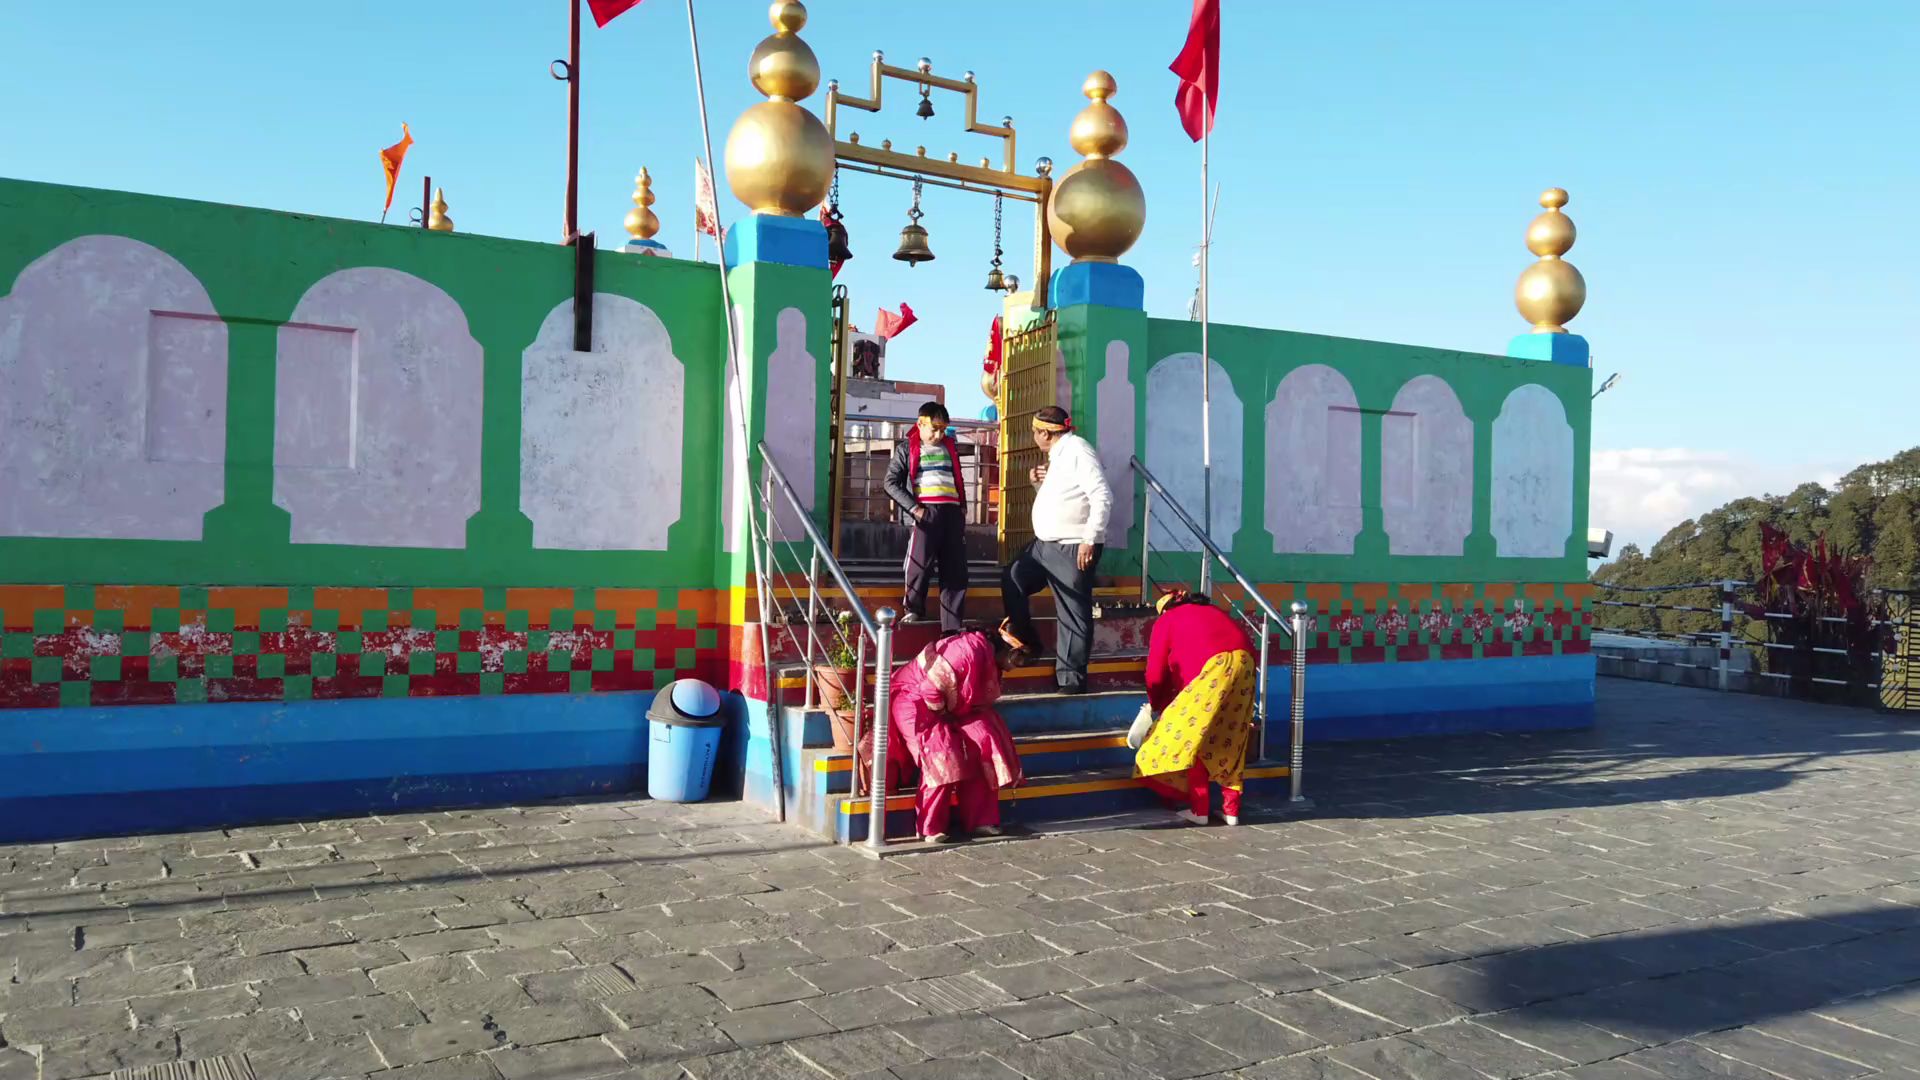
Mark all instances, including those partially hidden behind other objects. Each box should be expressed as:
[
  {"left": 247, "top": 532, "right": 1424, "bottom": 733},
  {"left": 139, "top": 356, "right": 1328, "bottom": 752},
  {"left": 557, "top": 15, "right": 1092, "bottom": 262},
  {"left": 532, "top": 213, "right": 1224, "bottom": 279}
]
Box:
[
  {"left": 562, "top": 0, "right": 582, "bottom": 242},
  {"left": 1199, "top": 87, "right": 1213, "bottom": 595},
  {"left": 684, "top": 0, "right": 781, "bottom": 818}
]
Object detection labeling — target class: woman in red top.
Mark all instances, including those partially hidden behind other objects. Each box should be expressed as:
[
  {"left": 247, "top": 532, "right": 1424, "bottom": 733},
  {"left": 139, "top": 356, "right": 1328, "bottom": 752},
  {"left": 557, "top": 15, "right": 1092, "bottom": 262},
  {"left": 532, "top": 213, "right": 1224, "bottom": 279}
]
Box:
[{"left": 1131, "top": 589, "right": 1258, "bottom": 825}]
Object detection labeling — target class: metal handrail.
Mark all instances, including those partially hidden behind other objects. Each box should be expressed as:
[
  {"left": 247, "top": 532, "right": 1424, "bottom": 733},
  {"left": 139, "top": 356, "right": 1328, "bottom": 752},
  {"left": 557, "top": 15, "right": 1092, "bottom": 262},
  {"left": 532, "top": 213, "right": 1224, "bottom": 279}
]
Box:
[
  {"left": 759, "top": 445, "right": 879, "bottom": 638},
  {"left": 754, "top": 444, "right": 900, "bottom": 851},
  {"left": 1129, "top": 456, "right": 1291, "bottom": 638},
  {"left": 1128, "top": 455, "right": 1311, "bottom": 805}
]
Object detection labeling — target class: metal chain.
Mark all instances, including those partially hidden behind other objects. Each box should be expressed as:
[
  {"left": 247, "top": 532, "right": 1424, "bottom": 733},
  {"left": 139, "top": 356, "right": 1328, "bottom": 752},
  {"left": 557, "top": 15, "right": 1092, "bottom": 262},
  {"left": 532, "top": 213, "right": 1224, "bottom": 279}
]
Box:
[{"left": 991, "top": 191, "right": 1004, "bottom": 269}]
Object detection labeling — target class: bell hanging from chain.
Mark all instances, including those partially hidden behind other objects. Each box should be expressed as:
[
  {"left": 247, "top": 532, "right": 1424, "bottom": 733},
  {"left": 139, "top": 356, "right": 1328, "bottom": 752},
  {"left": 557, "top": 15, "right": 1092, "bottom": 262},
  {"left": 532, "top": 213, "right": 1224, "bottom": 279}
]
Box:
[
  {"left": 915, "top": 59, "right": 935, "bottom": 119},
  {"left": 893, "top": 178, "right": 934, "bottom": 266},
  {"left": 983, "top": 190, "right": 1006, "bottom": 291},
  {"left": 824, "top": 169, "right": 852, "bottom": 265}
]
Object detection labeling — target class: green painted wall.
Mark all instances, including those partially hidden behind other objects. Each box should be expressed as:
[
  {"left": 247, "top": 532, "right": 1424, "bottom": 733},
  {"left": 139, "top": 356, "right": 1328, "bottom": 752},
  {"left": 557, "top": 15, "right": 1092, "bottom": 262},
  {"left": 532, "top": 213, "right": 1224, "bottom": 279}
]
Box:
[
  {"left": 0, "top": 177, "right": 785, "bottom": 590},
  {"left": 1060, "top": 306, "right": 1591, "bottom": 586}
]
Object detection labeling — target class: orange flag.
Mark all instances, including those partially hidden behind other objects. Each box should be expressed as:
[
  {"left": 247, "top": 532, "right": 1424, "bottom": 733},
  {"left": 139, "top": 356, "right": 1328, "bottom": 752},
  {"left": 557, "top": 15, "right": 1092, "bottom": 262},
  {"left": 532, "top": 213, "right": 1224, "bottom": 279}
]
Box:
[{"left": 379, "top": 124, "right": 413, "bottom": 217}]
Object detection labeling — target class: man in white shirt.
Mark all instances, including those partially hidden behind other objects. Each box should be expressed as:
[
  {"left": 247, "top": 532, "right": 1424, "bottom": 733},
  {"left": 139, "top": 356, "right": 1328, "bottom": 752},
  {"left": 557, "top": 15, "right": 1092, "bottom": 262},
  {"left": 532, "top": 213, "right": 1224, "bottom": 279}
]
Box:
[{"left": 1000, "top": 406, "right": 1112, "bottom": 694}]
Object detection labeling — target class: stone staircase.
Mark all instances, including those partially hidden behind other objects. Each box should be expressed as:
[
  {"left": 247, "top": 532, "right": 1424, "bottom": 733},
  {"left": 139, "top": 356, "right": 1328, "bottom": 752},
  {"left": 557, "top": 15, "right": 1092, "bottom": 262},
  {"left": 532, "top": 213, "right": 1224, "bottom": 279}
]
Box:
[{"left": 762, "top": 576, "right": 1296, "bottom": 846}]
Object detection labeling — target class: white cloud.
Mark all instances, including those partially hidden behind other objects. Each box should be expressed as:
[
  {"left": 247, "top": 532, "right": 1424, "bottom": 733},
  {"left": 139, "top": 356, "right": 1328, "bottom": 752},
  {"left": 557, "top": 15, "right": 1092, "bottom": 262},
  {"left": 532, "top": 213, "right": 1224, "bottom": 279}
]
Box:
[{"left": 1590, "top": 448, "right": 1843, "bottom": 553}]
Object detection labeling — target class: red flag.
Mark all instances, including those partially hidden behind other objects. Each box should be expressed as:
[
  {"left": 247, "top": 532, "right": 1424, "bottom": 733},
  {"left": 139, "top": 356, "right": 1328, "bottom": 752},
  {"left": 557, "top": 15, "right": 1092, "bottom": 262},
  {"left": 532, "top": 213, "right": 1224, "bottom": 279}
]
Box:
[
  {"left": 1169, "top": 0, "right": 1220, "bottom": 141},
  {"left": 587, "top": 0, "right": 643, "bottom": 28},
  {"left": 379, "top": 123, "right": 413, "bottom": 215},
  {"left": 694, "top": 158, "right": 724, "bottom": 239},
  {"left": 875, "top": 303, "right": 918, "bottom": 340}
]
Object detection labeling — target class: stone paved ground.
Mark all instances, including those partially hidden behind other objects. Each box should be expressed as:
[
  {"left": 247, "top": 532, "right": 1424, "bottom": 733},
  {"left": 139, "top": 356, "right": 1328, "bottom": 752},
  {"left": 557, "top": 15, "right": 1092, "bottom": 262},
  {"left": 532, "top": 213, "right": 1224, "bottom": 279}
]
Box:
[{"left": 4, "top": 679, "right": 1920, "bottom": 1080}]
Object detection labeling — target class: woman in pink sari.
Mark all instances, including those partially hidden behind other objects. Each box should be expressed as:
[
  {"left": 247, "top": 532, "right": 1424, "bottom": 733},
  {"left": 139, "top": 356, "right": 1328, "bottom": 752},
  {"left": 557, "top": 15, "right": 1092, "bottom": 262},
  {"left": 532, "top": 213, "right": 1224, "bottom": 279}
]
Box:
[{"left": 887, "top": 628, "right": 1029, "bottom": 843}]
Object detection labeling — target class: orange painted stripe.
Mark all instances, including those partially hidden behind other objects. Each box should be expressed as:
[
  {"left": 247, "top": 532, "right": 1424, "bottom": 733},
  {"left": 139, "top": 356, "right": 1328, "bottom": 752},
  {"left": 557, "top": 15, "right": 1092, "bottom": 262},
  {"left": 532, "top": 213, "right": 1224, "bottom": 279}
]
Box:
[
  {"left": 0, "top": 586, "right": 66, "bottom": 629},
  {"left": 412, "top": 588, "right": 487, "bottom": 627},
  {"left": 206, "top": 587, "right": 288, "bottom": 629},
  {"left": 314, "top": 588, "right": 390, "bottom": 629},
  {"left": 94, "top": 586, "right": 181, "bottom": 631}
]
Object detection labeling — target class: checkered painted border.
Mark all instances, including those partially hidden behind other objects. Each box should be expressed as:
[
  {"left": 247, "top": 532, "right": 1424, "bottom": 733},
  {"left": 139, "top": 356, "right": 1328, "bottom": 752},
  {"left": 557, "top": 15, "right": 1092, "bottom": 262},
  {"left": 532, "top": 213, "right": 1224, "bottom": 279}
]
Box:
[
  {"left": 0, "top": 585, "right": 728, "bottom": 710},
  {"left": 1214, "top": 581, "right": 1595, "bottom": 664}
]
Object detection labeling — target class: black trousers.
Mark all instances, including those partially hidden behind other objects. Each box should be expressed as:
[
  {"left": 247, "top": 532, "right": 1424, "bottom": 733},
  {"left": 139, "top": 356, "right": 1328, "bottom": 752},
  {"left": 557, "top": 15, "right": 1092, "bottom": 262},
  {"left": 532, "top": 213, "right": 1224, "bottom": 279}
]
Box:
[
  {"left": 1002, "top": 539, "right": 1101, "bottom": 692},
  {"left": 903, "top": 504, "right": 969, "bottom": 632}
]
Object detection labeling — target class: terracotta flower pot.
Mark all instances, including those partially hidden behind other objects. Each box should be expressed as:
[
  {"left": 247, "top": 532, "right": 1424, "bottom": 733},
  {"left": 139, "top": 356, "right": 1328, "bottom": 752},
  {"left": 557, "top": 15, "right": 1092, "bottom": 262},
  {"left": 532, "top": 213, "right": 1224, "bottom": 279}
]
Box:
[{"left": 812, "top": 665, "right": 859, "bottom": 752}]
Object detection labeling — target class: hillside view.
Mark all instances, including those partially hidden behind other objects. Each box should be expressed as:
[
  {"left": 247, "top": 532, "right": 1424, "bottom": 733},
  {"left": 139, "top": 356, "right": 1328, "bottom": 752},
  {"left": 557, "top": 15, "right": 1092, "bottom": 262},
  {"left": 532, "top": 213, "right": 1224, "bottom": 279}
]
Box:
[{"left": 1591, "top": 447, "right": 1920, "bottom": 638}]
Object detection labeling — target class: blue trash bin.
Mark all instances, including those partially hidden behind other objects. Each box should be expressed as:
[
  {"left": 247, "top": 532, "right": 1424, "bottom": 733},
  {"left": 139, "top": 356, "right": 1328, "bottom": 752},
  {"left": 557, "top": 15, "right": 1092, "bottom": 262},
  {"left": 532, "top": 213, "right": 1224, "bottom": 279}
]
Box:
[{"left": 646, "top": 679, "right": 725, "bottom": 802}]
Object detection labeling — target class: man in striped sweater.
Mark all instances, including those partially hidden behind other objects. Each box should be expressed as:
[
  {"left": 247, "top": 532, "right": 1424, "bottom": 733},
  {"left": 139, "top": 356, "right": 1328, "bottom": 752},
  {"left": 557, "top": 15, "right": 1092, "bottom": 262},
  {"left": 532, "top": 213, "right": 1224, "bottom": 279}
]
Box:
[{"left": 884, "top": 402, "right": 970, "bottom": 632}]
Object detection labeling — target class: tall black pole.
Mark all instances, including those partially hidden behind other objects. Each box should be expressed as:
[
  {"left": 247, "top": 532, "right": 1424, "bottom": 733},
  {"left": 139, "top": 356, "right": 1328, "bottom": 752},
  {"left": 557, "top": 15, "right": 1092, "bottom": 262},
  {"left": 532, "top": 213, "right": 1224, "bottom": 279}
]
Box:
[{"left": 565, "top": 0, "right": 582, "bottom": 243}]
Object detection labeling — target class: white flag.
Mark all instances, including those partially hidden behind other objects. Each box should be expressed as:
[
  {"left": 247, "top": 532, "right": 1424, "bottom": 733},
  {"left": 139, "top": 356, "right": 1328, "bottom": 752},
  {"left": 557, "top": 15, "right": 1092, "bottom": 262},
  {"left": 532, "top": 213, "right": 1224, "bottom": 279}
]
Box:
[{"left": 694, "top": 157, "right": 723, "bottom": 239}]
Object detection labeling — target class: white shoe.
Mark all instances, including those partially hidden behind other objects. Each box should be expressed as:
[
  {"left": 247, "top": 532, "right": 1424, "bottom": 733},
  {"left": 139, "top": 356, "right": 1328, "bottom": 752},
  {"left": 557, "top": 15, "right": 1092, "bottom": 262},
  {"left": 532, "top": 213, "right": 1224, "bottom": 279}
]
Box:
[
  {"left": 1222, "top": 814, "right": 1240, "bottom": 826},
  {"left": 1176, "top": 809, "right": 1207, "bottom": 826},
  {"left": 1126, "top": 704, "right": 1156, "bottom": 750}
]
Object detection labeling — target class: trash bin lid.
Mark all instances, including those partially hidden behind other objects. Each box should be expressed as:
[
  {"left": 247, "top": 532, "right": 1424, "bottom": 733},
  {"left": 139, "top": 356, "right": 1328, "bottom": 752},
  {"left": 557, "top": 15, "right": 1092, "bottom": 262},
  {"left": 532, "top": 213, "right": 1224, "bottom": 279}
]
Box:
[
  {"left": 670, "top": 679, "right": 720, "bottom": 718},
  {"left": 648, "top": 679, "right": 725, "bottom": 726}
]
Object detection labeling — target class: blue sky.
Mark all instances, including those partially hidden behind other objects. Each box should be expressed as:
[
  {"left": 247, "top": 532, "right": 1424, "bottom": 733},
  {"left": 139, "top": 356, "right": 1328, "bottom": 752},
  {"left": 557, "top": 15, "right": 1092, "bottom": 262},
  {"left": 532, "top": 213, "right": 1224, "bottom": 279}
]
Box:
[{"left": 6, "top": 1, "right": 1916, "bottom": 551}]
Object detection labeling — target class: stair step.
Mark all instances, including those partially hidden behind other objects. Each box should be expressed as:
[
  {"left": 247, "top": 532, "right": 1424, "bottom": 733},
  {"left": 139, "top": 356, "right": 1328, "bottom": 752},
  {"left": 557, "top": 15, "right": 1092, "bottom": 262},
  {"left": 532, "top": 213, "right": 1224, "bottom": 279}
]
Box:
[
  {"left": 834, "top": 761, "right": 1293, "bottom": 815},
  {"left": 811, "top": 727, "right": 1133, "bottom": 774}
]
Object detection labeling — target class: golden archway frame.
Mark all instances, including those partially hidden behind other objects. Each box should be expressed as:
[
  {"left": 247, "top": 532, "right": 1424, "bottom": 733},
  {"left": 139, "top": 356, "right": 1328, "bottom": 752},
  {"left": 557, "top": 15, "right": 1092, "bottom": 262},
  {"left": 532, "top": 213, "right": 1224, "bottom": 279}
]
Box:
[{"left": 823, "top": 53, "right": 1054, "bottom": 307}]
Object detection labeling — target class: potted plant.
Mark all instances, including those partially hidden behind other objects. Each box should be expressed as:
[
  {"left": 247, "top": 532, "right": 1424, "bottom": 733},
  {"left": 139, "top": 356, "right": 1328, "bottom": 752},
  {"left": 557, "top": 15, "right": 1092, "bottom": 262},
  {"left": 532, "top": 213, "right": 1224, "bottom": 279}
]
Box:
[{"left": 812, "top": 612, "right": 862, "bottom": 751}]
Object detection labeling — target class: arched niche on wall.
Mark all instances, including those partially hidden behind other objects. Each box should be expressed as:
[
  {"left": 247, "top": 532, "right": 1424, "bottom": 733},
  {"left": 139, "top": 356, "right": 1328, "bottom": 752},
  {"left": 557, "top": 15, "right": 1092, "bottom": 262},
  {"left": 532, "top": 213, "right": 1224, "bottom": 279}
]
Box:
[
  {"left": 1492, "top": 383, "right": 1575, "bottom": 558},
  {"left": 1145, "top": 352, "right": 1243, "bottom": 551},
  {"left": 522, "top": 293, "right": 686, "bottom": 551},
  {"left": 1265, "top": 364, "right": 1362, "bottom": 555},
  {"left": 0, "top": 235, "right": 228, "bottom": 541},
  {"left": 1381, "top": 374, "right": 1473, "bottom": 557},
  {"left": 274, "top": 268, "right": 482, "bottom": 548}
]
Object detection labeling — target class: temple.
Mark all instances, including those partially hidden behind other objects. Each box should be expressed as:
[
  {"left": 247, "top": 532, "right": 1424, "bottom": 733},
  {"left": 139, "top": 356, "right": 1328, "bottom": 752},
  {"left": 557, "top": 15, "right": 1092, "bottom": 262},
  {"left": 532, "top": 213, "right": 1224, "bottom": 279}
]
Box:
[{"left": 0, "top": 1, "right": 1594, "bottom": 844}]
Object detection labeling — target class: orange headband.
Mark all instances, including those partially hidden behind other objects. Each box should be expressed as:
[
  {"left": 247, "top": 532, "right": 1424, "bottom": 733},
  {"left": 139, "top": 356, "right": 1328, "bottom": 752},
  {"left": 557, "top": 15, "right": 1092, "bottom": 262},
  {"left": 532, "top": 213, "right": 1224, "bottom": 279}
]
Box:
[{"left": 1031, "top": 417, "right": 1071, "bottom": 434}]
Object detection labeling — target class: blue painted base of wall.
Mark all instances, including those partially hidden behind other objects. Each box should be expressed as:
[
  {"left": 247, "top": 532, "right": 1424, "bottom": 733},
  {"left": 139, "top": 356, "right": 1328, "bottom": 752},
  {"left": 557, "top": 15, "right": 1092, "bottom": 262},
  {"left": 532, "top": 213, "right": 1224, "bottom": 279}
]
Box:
[
  {"left": 723, "top": 215, "right": 828, "bottom": 270},
  {"left": 0, "top": 690, "right": 719, "bottom": 843},
  {"left": 1507, "top": 332, "right": 1590, "bottom": 367},
  {"left": 1050, "top": 262, "right": 1145, "bottom": 310},
  {"left": 1268, "top": 653, "right": 1596, "bottom": 746},
  {"left": 0, "top": 767, "right": 643, "bottom": 844}
]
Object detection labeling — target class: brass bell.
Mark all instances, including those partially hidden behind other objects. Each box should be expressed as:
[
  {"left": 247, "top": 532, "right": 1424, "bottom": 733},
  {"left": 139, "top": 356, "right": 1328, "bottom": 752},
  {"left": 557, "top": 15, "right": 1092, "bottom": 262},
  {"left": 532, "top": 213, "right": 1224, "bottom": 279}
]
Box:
[
  {"left": 894, "top": 222, "right": 934, "bottom": 266},
  {"left": 893, "top": 178, "right": 934, "bottom": 266},
  {"left": 916, "top": 94, "right": 935, "bottom": 120},
  {"left": 984, "top": 266, "right": 1005, "bottom": 291},
  {"left": 826, "top": 217, "right": 853, "bottom": 265}
]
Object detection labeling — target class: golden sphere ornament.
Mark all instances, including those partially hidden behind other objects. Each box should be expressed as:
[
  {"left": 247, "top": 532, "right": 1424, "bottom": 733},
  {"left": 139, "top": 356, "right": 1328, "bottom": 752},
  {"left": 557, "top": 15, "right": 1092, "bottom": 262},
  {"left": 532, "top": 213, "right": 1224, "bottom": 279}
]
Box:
[
  {"left": 724, "top": 2, "right": 833, "bottom": 217},
  {"left": 1047, "top": 71, "right": 1146, "bottom": 263},
  {"left": 1514, "top": 188, "right": 1586, "bottom": 333},
  {"left": 623, "top": 167, "right": 660, "bottom": 242}
]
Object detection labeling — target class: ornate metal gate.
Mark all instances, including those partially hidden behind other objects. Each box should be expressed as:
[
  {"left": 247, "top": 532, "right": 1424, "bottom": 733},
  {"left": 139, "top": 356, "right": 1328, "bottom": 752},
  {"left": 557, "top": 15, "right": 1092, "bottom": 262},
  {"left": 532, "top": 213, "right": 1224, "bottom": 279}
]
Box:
[
  {"left": 997, "top": 312, "right": 1057, "bottom": 562},
  {"left": 1882, "top": 591, "right": 1918, "bottom": 712}
]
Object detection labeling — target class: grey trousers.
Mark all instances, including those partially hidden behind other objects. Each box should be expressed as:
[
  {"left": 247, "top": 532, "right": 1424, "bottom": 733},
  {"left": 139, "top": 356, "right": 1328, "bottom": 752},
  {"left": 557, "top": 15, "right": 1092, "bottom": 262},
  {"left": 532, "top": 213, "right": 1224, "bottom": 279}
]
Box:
[{"left": 1001, "top": 540, "right": 1101, "bottom": 692}]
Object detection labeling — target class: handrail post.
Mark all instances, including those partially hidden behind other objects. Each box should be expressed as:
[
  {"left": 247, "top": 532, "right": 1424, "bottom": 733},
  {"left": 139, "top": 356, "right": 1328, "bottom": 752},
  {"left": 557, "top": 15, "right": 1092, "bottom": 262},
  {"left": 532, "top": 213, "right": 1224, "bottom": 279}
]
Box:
[
  {"left": 867, "top": 608, "right": 898, "bottom": 851},
  {"left": 1256, "top": 610, "right": 1271, "bottom": 763},
  {"left": 1139, "top": 488, "right": 1154, "bottom": 604},
  {"left": 802, "top": 548, "right": 822, "bottom": 711},
  {"left": 1289, "top": 601, "right": 1309, "bottom": 804},
  {"left": 1718, "top": 579, "right": 1734, "bottom": 693},
  {"left": 852, "top": 630, "right": 868, "bottom": 797}
]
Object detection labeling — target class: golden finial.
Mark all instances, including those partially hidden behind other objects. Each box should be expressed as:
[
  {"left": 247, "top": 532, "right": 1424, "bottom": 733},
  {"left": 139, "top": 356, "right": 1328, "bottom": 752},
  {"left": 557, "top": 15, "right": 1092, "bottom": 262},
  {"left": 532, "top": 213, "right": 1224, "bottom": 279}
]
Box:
[
  {"left": 624, "top": 168, "right": 660, "bottom": 241},
  {"left": 1515, "top": 187, "right": 1586, "bottom": 333},
  {"left": 725, "top": 1, "right": 834, "bottom": 217},
  {"left": 427, "top": 187, "right": 453, "bottom": 232},
  {"left": 1047, "top": 71, "right": 1146, "bottom": 263}
]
